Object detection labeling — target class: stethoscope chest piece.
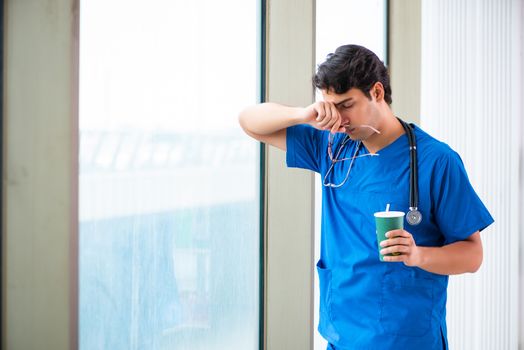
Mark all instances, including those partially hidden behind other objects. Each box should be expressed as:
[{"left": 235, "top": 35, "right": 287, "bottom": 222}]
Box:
[{"left": 407, "top": 208, "right": 422, "bottom": 226}]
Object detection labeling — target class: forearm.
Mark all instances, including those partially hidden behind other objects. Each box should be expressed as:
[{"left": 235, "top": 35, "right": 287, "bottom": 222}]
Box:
[
  {"left": 238, "top": 102, "right": 306, "bottom": 135},
  {"left": 417, "top": 239, "right": 483, "bottom": 275}
]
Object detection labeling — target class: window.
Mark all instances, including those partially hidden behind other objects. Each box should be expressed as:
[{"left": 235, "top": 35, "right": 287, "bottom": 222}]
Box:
[{"left": 79, "top": 1, "right": 261, "bottom": 348}]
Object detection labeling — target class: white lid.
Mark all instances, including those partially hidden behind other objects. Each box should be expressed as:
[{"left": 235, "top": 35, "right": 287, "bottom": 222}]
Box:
[{"left": 374, "top": 211, "right": 405, "bottom": 218}]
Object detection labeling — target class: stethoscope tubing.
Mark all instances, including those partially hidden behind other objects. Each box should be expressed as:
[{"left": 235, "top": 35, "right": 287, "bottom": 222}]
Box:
[{"left": 398, "top": 118, "right": 422, "bottom": 225}]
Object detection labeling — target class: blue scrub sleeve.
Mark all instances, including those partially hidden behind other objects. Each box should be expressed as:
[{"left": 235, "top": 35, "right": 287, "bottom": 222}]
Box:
[
  {"left": 286, "top": 124, "right": 326, "bottom": 173},
  {"left": 431, "top": 150, "right": 494, "bottom": 243}
]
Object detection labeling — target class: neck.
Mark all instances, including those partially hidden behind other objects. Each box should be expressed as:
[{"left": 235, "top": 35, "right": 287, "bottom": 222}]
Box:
[{"left": 362, "top": 111, "right": 405, "bottom": 154}]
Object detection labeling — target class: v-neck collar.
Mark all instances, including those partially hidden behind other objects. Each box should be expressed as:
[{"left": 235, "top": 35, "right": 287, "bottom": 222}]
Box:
[{"left": 361, "top": 130, "right": 409, "bottom": 156}]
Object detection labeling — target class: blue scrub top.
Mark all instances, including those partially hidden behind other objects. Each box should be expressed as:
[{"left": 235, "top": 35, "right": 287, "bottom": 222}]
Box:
[{"left": 286, "top": 124, "right": 494, "bottom": 350}]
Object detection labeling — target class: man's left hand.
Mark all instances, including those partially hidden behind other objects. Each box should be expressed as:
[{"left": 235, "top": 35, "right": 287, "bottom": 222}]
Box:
[{"left": 379, "top": 229, "right": 422, "bottom": 267}]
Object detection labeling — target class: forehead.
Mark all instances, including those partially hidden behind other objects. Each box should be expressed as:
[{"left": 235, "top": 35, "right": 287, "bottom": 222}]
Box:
[{"left": 322, "top": 88, "right": 366, "bottom": 104}]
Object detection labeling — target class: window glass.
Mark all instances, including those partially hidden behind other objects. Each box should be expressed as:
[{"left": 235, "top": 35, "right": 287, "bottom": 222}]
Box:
[{"left": 79, "top": 1, "right": 261, "bottom": 349}]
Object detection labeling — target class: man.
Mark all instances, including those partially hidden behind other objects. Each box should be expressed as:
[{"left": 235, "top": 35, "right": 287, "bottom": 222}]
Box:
[{"left": 238, "top": 44, "right": 493, "bottom": 349}]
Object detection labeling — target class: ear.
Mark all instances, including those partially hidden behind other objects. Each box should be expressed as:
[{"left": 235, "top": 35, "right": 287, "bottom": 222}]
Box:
[{"left": 372, "top": 82, "right": 384, "bottom": 102}]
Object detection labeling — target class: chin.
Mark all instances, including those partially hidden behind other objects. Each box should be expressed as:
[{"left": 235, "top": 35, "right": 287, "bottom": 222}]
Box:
[{"left": 348, "top": 133, "right": 372, "bottom": 142}]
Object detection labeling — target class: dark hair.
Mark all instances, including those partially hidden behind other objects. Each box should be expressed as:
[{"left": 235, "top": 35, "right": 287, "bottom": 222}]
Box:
[{"left": 313, "top": 44, "right": 392, "bottom": 105}]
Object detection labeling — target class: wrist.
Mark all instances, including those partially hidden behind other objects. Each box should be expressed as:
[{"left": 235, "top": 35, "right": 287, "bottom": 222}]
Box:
[
  {"left": 292, "top": 106, "right": 314, "bottom": 126},
  {"left": 291, "top": 104, "right": 332, "bottom": 130},
  {"left": 415, "top": 246, "right": 429, "bottom": 268}
]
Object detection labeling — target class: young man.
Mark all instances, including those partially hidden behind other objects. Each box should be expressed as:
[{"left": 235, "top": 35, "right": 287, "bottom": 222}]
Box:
[{"left": 238, "top": 44, "right": 493, "bottom": 349}]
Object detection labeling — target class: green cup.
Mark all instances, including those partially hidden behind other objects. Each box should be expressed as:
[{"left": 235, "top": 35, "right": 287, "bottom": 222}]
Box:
[{"left": 374, "top": 211, "right": 405, "bottom": 262}]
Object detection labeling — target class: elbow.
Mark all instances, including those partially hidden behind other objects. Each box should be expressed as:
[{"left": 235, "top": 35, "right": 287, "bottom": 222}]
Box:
[
  {"left": 238, "top": 111, "right": 246, "bottom": 129},
  {"left": 469, "top": 247, "right": 483, "bottom": 273},
  {"left": 471, "top": 259, "right": 483, "bottom": 273},
  {"left": 469, "top": 261, "right": 482, "bottom": 273},
  {"left": 238, "top": 110, "right": 250, "bottom": 134},
  {"left": 465, "top": 232, "right": 483, "bottom": 273}
]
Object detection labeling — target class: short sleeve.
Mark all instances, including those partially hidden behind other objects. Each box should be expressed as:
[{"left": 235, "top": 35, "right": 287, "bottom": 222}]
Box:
[
  {"left": 286, "top": 124, "right": 326, "bottom": 173},
  {"left": 431, "top": 150, "right": 494, "bottom": 243}
]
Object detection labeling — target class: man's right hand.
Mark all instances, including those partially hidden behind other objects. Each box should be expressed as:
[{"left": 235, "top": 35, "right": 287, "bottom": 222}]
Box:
[{"left": 301, "top": 101, "right": 346, "bottom": 134}]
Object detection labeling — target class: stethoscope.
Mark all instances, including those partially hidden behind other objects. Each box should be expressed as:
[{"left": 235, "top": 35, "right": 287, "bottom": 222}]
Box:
[
  {"left": 323, "top": 117, "right": 423, "bottom": 226},
  {"left": 397, "top": 117, "right": 422, "bottom": 226}
]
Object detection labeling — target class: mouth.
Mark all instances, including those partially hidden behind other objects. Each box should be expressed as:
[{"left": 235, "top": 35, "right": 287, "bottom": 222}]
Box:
[
  {"left": 343, "top": 124, "right": 356, "bottom": 133},
  {"left": 342, "top": 124, "right": 381, "bottom": 135}
]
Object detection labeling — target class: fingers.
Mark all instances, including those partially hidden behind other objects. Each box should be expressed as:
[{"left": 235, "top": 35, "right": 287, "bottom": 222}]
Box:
[
  {"left": 330, "top": 103, "right": 342, "bottom": 134},
  {"left": 380, "top": 236, "right": 410, "bottom": 248},
  {"left": 380, "top": 229, "right": 411, "bottom": 253},
  {"left": 314, "top": 102, "right": 341, "bottom": 132},
  {"left": 378, "top": 229, "right": 421, "bottom": 266},
  {"left": 315, "top": 102, "right": 333, "bottom": 128},
  {"left": 380, "top": 244, "right": 410, "bottom": 256},
  {"left": 385, "top": 229, "right": 410, "bottom": 238},
  {"left": 314, "top": 102, "right": 327, "bottom": 124},
  {"left": 382, "top": 255, "right": 406, "bottom": 262}
]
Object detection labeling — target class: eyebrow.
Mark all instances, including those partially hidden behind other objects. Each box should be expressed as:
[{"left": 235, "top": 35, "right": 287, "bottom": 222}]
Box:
[{"left": 334, "top": 98, "right": 354, "bottom": 107}]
